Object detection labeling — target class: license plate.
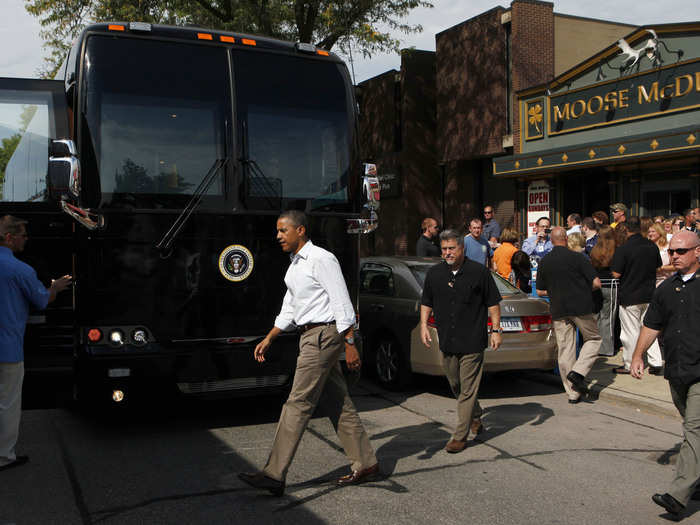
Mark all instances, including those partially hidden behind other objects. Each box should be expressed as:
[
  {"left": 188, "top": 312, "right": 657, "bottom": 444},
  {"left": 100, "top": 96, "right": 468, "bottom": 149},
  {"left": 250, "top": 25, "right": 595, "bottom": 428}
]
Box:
[{"left": 501, "top": 317, "right": 522, "bottom": 332}]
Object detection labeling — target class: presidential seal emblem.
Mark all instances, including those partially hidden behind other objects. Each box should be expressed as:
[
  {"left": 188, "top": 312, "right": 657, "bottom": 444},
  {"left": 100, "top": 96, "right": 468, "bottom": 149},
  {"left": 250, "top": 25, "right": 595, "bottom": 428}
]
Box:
[{"left": 218, "top": 245, "right": 254, "bottom": 282}]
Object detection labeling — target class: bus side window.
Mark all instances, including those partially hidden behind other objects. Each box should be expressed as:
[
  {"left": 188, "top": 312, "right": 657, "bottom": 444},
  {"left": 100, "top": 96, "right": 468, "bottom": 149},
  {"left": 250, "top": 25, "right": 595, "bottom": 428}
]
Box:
[{"left": 0, "top": 97, "right": 52, "bottom": 202}]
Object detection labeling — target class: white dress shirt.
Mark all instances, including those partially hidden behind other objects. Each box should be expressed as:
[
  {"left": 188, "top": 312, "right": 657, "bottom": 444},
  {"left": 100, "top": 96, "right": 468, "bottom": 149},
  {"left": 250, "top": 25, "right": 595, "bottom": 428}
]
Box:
[{"left": 274, "top": 240, "right": 356, "bottom": 334}]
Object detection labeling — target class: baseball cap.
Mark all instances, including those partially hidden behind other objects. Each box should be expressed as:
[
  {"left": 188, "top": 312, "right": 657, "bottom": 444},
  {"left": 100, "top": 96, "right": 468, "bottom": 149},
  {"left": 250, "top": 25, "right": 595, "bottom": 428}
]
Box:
[{"left": 609, "top": 203, "right": 628, "bottom": 213}]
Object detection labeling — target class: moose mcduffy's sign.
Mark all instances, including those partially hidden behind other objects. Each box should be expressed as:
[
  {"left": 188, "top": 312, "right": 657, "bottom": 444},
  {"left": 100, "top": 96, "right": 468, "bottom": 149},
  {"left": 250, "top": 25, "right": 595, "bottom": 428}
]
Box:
[{"left": 525, "top": 59, "right": 700, "bottom": 140}]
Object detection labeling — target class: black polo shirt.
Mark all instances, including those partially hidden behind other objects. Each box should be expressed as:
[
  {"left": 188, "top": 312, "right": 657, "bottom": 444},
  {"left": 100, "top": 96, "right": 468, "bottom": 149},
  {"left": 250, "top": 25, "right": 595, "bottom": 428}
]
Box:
[
  {"left": 416, "top": 235, "right": 440, "bottom": 257},
  {"left": 611, "top": 234, "right": 662, "bottom": 306},
  {"left": 644, "top": 270, "right": 700, "bottom": 385},
  {"left": 421, "top": 259, "right": 501, "bottom": 354},
  {"left": 536, "top": 246, "right": 596, "bottom": 320}
]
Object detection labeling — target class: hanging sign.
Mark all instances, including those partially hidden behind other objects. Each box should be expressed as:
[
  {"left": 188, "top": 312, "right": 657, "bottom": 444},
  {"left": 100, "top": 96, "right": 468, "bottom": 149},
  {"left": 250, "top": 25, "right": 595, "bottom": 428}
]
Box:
[{"left": 527, "top": 180, "right": 550, "bottom": 235}]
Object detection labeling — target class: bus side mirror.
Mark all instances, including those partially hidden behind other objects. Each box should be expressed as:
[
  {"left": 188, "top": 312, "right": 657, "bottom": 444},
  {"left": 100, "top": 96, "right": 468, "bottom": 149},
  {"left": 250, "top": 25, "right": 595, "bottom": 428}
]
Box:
[{"left": 47, "top": 140, "right": 80, "bottom": 202}]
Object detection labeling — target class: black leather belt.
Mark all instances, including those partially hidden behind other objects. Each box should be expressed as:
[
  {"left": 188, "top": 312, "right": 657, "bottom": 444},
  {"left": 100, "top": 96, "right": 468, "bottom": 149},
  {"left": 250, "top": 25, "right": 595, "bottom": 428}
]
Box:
[{"left": 299, "top": 321, "right": 335, "bottom": 333}]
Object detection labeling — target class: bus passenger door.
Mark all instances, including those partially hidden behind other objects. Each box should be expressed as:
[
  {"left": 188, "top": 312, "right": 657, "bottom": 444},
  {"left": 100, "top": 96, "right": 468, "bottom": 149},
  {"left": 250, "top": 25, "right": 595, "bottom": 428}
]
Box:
[{"left": 0, "top": 77, "right": 74, "bottom": 373}]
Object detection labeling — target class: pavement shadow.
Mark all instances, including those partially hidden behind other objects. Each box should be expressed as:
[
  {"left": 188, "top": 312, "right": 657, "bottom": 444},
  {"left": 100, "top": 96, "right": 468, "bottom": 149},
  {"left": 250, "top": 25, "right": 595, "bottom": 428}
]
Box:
[
  {"left": 355, "top": 370, "right": 565, "bottom": 409},
  {"left": 371, "top": 421, "right": 451, "bottom": 475},
  {"left": 477, "top": 402, "right": 554, "bottom": 443}
]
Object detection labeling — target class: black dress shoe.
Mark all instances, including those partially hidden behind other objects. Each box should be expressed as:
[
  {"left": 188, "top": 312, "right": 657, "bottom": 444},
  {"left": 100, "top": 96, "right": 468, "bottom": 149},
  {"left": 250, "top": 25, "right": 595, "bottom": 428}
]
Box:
[
  {"left": 566, "top": 371, "right": 588, "bottom": 395},
  {"left": 652, "top": 493, "right": 684, "bottom": 517},
  {"left": 568, "top": 398, "right": 581, "bottom": 404},
  {"left": 0, "top": 455, "right": 29, "bottom": 472},
  {"left": 238, "top": 472, "right": 285, "bottom": 496},
  {"left": 337, "top": 464, "right": 379, "bottom": 486},
  {"left": 648, "top": 366, "right": 664, "bottom": 376}
]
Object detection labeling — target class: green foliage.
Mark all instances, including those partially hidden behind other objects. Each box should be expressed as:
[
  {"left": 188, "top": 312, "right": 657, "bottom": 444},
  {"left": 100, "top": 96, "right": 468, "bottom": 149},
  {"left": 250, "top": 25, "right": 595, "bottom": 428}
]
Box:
[{"left": 25, "top": 0, "right": 432, "bottom": 78}]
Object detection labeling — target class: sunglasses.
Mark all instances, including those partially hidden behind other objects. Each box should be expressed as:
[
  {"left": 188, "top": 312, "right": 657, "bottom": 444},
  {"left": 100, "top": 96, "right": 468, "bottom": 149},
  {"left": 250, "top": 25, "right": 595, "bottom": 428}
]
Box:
[{"left": 668, "top": 246, "right": 698, "bottom": 256}]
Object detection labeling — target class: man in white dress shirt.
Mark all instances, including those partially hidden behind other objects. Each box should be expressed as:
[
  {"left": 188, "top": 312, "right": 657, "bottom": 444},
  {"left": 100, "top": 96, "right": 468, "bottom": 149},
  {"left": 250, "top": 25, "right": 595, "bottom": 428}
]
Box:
[{"left": 239, "top": 210, "right": 378, "bottom": 496}]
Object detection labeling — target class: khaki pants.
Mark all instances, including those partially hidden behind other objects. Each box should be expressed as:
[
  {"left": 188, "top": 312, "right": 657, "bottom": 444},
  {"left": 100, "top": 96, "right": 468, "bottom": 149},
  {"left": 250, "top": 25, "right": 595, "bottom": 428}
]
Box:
[
  {"left": 0, "top": 361, "right": 24, "bottom": 466},
  {"left": 442, "top": 352, "right": 484, "bottom": 441},
  {"left": 620, "top": 304, "right": 663, "bottom": 368},
  {"left": 263, "top": 325, "right": 376, "bottom": 482},
  {"left": 553, "top": 314, "right": 602, "bottom": 401},
  {"left": 668, "top": 380, "right": 700, "bottom": 506}
]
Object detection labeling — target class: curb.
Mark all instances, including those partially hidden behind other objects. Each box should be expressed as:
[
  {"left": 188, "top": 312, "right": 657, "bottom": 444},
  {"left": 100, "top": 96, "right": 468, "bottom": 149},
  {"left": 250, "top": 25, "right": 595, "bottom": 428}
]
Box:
[{"left": 522, "top": 371, "right": 681, "bottom": 420}]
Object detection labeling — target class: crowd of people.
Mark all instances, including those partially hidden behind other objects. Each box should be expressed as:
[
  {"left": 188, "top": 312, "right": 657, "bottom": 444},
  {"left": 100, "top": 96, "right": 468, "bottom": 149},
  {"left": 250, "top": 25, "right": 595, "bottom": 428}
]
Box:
[{"left": 416, "top": 203, "right": 700, "bottom": 518}]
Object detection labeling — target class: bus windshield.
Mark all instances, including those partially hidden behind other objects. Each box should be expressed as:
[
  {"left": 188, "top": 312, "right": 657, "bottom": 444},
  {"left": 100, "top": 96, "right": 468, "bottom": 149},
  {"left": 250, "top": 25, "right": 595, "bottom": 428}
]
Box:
[
  {"left": 83, "top": 36, "right": 230, "bottom": 208},
  {"left": 233, "top": 51, "right": 353, "bottom": 210}
]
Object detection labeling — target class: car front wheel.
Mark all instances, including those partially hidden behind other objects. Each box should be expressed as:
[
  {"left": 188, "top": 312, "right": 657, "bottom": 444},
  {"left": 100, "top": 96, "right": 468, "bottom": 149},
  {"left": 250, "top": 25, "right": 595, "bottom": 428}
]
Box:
[{"left": 374, "top": 337, "right": 410, "bottom": 390}]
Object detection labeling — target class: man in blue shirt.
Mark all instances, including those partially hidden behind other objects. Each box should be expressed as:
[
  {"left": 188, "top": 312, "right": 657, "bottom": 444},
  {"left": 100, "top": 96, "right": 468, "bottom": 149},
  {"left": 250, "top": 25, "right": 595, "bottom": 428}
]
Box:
[
  {"left": 0, "top": 215, "right": 71, "bottom": 471},
  {"left": 464, "top": 218, "right": 493, "bottom": 267},
  {"left": 522, "top": 216, "right": 553, "bottom": 262},
  {"left": 482, "top": 205, "right": 501, "bottom": 244}
]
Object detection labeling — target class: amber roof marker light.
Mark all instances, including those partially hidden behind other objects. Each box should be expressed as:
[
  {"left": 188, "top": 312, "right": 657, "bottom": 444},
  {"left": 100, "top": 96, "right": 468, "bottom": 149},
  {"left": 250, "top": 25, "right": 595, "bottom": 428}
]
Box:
[
  {"left": 220, "top": 35, "right": 235, "bottom": 43},
  {"left": 241, "top": 38, "right": 257, "bottom": 46},
  {"left": 197, "top": 33, "right": 213, "bottom": 41},
  {"left": 108, "top": 24, "right": 125, "bottom": 32}
]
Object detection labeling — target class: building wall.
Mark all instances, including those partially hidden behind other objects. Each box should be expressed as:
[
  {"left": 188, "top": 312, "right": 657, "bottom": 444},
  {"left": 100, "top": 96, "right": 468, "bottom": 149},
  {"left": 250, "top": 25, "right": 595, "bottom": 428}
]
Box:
[
  {"left": 510, "top": 0, "right": 555, "bottom": 155},
  {"left": 436, "top": 7, "right": 508, "bottom": 163},
  {"left": 553, "top": 15, "right": 636, "bottom": 76},
  {"left": 358, "top": 51, "right": 439, "bottom": 256}
]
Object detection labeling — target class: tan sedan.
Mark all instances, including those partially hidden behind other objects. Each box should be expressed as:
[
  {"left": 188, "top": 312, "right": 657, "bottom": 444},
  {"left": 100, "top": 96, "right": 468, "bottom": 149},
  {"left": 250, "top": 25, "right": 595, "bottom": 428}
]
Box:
[{"left": 359, "top": 256, "right": 557, "bottom": 389}]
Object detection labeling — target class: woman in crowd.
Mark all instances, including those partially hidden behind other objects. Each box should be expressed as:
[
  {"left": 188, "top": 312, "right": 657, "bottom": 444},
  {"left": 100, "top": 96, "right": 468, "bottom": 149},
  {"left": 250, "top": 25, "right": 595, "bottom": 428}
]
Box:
[
  {"left": 590, "top": 225, "right": 617, "bottom": 356},
  {"left": 672, "top": 216, "right": 684, "bottom": 235},
  {"left": 640, "top": 216, "right": 653, "bottom": 238},
  {"left": 567, "top": 232, "right": 587, "bottom": 255},
  {"left": 493, "top": 228, "right": 519, "bottom": 280},
  {"left": 592, "top": 210, "right": 609, "bottom": 226},
  {"left": 663, "top": 218, "right": 674, "bottom": 242},
  {"left": 647, "top": 222, "right": 675, "bottom": 287},
  {"left": 613, "top": 222, "right": 629, "bottom": 247},
  {"left": 510, "top": 250, "right": 532, "bottom": 294}
]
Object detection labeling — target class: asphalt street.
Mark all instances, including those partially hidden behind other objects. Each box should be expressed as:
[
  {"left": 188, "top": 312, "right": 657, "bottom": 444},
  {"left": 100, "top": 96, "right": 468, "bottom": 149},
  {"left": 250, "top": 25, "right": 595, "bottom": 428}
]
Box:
[{"left": 1, "top": 372, "right": 696, "bottom": 524}]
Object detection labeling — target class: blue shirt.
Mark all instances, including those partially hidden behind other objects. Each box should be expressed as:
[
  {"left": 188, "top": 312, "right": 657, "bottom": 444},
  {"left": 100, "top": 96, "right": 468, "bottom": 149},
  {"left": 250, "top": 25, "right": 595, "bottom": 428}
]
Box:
[
  {"left": 464, "top": 235, "right": 493, "bottom": 266},
  {"left": 482, "top": 220, "right": 501, "bottom": 241},
  {"left": 522, "top": 235, "right": 553, "bottom": 261},
  {"left": 0, "top": 246, "right": 50, "bottom": 362}
]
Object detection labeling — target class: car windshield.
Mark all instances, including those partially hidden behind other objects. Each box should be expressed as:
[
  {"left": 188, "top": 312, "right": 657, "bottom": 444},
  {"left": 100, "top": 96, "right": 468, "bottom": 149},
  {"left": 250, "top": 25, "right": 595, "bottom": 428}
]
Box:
[{"left": 408, "top": 262, "right": 521, "bottom": 296}]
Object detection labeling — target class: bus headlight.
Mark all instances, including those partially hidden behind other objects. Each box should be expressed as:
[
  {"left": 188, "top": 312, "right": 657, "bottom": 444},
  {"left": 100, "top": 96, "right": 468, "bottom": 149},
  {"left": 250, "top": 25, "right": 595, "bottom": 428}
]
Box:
[
  {"left": 131, "top": 329, "right": 147, "bottom": 345},
  {"left": 109, "top": 330, "right": 125, "bottom": 346}
]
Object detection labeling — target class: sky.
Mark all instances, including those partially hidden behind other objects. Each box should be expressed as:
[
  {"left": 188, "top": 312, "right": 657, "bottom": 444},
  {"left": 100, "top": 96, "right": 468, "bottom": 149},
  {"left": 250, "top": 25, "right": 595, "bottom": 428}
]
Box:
[{"left": 2, "top": 0, "right": 700, "bottom": 83}]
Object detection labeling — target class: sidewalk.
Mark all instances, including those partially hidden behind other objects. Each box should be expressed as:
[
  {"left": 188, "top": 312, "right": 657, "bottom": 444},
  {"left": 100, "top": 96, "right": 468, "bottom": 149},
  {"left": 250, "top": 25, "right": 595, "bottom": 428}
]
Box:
[{"left": 528, "top": 353, "right": 680, "bottom": 420}]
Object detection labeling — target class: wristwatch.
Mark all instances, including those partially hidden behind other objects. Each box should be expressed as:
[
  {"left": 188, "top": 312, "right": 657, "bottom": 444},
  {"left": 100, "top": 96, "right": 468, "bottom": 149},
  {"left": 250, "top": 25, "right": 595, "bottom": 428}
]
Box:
[
  {"left": 344, "top": 336, "right": 355, "bottom": 345},
  {"left": 492, "top": 328, "right": 503, "bottom": 334}
]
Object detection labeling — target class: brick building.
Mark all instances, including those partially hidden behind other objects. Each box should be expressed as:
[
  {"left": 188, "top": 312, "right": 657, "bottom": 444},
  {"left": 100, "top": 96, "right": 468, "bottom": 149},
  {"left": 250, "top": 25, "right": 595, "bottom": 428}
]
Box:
[{"left": 358, "top": 0, "right": 636, "bottom": 254}]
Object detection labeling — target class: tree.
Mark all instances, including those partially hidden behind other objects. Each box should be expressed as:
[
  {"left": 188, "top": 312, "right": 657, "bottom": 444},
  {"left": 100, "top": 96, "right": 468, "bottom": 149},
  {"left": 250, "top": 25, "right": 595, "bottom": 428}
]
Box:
[{"left": 26, "top": 0, "right": 433, "bottom": 79}]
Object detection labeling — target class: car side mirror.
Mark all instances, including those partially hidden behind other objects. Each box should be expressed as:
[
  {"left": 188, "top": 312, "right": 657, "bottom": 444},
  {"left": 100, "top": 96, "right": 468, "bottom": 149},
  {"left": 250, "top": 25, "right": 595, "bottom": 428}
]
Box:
[{"left": 47, "top": 139, "right": 80, "bottom": 202}]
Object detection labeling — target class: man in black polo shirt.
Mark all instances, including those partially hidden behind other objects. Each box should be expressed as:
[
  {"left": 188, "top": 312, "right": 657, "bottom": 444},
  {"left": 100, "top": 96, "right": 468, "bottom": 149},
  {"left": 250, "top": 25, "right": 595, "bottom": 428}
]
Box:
[
  {"left": 611, "top": 217, "right": 662, "bottom": 374},
  {"left": 629, "top": 231, "right": 700, "bottom": 519},
  {"left": 536, "top": 227, "right": 603, "bottom": 403},
  {"left": 416, "top": 217, "right": 440, "bottom": 256},
  {"left": 420, "top": 228, "right": 502, "bottom": 453}
]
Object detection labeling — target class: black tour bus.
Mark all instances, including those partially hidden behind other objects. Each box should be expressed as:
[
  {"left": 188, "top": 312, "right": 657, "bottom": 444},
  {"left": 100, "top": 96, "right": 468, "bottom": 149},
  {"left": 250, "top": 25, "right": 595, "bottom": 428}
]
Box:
[{"left": 0, "top": 22, "right": 379, "bottom": 404}]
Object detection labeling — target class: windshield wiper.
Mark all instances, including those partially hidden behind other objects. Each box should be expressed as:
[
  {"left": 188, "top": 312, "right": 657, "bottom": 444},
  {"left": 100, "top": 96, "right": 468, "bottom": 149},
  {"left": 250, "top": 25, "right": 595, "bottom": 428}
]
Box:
[
  {"left": 155, "top": 158, "right": 228, "bottom": 255},
  {"left": 239, "top": 156, "right": 283, "bottom": 209}
]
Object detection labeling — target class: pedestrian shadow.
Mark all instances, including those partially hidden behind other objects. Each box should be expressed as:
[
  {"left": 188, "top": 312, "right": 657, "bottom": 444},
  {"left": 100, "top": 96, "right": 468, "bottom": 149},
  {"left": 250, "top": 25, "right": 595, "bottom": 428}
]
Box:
[
  {"left": 371, "top": 421, "right": 450, "bottom": 476},
  {"left": 476, "top": 402, "right": 554, "bottom": 443}
]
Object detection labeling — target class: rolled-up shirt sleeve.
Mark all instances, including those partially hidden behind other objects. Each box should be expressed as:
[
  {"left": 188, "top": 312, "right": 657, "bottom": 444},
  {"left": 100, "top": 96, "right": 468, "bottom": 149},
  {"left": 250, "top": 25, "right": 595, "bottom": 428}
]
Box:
[
  {"left": 313, "top": 254, "right": 355, "bottom": 333},
  {"left": 274, "top": 289, "right": 296, "bottom": 332}
]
